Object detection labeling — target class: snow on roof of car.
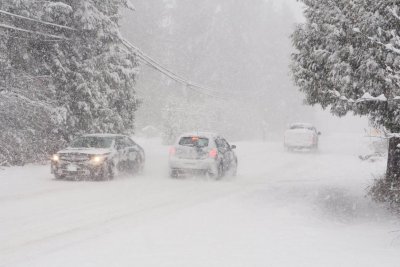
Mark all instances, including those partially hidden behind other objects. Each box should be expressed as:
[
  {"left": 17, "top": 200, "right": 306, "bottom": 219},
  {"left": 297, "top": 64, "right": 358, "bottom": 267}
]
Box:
[
  {"left": 289, "top": 123, "right": 315, "bottom": 128},
  {"left": 179, "top": 132, "right": 218, "bottom": 139}
]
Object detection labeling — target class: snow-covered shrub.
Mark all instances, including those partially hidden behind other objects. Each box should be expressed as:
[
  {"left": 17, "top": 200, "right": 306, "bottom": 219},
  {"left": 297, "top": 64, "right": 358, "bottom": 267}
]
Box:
[{"left": 368, "top": 177, "right": 400, "bottom": 213}]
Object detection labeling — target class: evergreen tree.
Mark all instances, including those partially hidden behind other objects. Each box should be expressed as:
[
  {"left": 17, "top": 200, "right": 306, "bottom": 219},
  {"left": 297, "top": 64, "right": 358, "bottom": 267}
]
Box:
[
  {"left": 0, "top": 0, "right": 139, "bottom": 165},
  {"left": 291, "top": 0, "right": 400, "bottom": 205}
]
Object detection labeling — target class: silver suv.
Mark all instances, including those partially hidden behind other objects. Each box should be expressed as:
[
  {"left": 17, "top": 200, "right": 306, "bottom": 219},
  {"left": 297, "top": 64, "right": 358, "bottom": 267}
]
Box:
[
  {"left": 51, "top": 134, "right": 145, "bottom": 180},
  {"left": 169, "top": 132, "right": 237, "bottom": 178}
]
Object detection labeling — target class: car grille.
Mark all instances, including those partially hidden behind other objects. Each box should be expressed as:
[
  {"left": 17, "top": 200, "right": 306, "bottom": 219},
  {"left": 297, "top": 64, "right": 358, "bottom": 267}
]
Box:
[{"left": 59, "top": 153, "right": 90, "bottom": 162}]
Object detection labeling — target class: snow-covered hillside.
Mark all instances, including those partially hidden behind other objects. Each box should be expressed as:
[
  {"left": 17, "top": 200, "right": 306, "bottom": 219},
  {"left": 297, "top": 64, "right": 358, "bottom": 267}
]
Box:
[{"left": 1, "top": 134, "right": 399, "bottom": 267}]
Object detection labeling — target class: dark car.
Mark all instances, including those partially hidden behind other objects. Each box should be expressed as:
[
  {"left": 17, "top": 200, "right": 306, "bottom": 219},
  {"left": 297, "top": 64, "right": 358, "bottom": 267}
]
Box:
[
  {"left": 169, "top": 132, "right": 237, "bottom": 178},
  {"left": 51, "top": 134, "right": 145, "bottom": 180}
]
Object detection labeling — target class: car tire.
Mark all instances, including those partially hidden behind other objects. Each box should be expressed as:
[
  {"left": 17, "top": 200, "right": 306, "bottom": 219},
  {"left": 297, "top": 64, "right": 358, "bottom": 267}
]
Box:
[
  {"left": 132, "top": 157, "right": 144, "bottom": 175},
  {"left": 285, "top": 146, "right": 293, "bottom": 152},
  {"left": 100, "top": 163, "right": 114, "bottom": 181},
  {"left": 311, "top": 143, "right": 318, "bottom": 152},
  {"left": 209, "top": 163, "right": 223, "bottom": 180},
  {"left": 54, "top": 173, "right": 64, "bottom": 180},
  {"left": 169, "top": 168, "right": 178, "bottom": 178},
  {"left": 231, "top": 160, "right": 238, "bottom": 177}
]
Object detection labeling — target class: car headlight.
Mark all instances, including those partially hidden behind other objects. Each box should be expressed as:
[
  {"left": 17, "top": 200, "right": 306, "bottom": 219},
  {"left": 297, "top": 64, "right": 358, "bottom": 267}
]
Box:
[
  {"left": 52, "top": 154, "right": 59, "bottom": 162},
  {"left": 91, "top": 155, "right": 106, "bottom": 165}
]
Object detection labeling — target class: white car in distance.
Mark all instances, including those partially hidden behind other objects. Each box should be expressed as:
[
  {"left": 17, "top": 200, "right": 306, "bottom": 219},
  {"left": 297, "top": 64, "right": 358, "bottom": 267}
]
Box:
[{"left": 284, "top": 123, "right": 321, "bottom": 151}]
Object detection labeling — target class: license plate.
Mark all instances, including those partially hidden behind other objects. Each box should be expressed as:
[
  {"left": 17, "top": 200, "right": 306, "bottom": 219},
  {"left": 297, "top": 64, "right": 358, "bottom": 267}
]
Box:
[{"left": 67, "top": 164, "right": 78, "bottom": 172}]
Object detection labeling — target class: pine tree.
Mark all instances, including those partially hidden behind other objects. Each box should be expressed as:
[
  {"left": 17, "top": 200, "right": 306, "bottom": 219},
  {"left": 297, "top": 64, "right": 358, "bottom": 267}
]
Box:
[
  {"left": 291, "top": 0, "right": 400, "bottom": 204},
  {"left": 0, "top": 0, "right": 139, "bottom": 165},
  {"left": 44, "top": 0, "right": 139, "bottom": 140}
]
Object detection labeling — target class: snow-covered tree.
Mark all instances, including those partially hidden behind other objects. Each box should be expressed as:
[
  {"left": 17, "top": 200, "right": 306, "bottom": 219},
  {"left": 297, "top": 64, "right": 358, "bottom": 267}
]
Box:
[
  {"left": 291, "top": 0, "right": 400, "bottom": 204},
  {"left": 43, "top": 0, "right": 139, "bottom": 140},
  {"left": 0, "top": 0, "right": 139, "bottom": 165}
]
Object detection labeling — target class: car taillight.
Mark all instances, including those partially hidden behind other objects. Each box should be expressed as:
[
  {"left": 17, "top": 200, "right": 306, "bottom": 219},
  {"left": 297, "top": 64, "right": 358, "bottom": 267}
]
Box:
[
  {"left": 169, "top": 147, "right": 176, "bottom": 156},
  {"left": 209, "top": 148, "right": 218, "bottom": 158}
]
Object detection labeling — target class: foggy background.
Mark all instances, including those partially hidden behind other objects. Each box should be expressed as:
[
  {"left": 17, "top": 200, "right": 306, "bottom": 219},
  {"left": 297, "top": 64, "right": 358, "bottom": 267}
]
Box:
[{"left": 121, "top": 0, "right": 368, "bottom": 141}]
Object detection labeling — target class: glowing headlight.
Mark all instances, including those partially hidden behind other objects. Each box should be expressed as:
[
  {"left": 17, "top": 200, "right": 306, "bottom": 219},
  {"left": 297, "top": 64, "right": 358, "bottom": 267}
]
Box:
[
  {"left": 52, "top": 154, "right": 59, "bottom": 162},
  {"left": 91, "top": 155, "right": 106, "bottom": 164}
]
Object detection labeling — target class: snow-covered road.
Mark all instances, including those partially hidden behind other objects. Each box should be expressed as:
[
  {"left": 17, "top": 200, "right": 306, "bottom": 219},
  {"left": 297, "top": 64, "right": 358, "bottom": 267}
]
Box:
[{"left": 1, "top": 134, "right": 399, "bottom": 267}]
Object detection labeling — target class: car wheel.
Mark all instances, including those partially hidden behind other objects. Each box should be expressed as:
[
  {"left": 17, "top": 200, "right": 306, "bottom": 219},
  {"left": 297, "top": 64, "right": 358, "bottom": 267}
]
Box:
[
  {"left": 132, "top": 157, "right": 144, "bottom": 175},
  {"left": 231, "top": 160, "right": 238, "bottom": 177},
  {"left": 101, "top": 163, "right": 114, "bottom": 181},
  {"left": 285, "top": 146, "right": 293, "bottom": 152},
  {"left": 54, "top": 173, "right": 64, "bottom": 180},
  {"left": 311, "top": 143, "right": 318, "bottom": 152},
  {"left": 169, "top": 168, "right": 178, "bottom": 178},
  {"left": 209, "top": 163, "right": 223, "bottom": 180}
]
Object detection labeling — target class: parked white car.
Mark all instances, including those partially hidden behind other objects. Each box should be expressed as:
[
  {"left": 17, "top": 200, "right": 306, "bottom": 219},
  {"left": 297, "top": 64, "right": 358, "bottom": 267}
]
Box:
[
  {"left": 284, "top": 123, "right": 321, "bottom": 151},
  {"left": 169, "top": 132, "right": 237, "bottom": 178}
]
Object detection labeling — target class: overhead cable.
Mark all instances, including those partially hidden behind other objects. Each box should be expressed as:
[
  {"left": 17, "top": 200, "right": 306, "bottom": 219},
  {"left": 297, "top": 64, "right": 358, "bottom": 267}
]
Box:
[
  {"left": 122, "top": 39, "right": 228, "bottom": 100},
  {"left": 0, "top": 9, "right": 228, "bottom": 100},
  {"left": 0, "top": 9, "right": 76, "bottom": 31},
  {"left": 0, "top": 23, "right": 70, "bottom": 40}
]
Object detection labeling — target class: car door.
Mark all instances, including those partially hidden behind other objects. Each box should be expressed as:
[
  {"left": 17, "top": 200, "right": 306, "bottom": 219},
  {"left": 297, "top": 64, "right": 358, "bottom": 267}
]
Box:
[
  {"left": 124, "top": 137, "right": 140, "bottom": 163},
  {"left": 311, "top": 127, "right": 318, "bottom": 145},
  {"left": 220, "top": 138, "right": 235, "bottom": 169},
  {"left": 215, "top": 137, "right": 229, "bottom": 169},
  {"left": 115, "top": 137, "right": 129, "bottom": 170}
]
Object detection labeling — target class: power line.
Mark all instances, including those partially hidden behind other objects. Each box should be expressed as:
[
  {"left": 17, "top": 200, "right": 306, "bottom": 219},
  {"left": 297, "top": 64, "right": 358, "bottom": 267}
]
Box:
[
  {"left": 0, "top": 31, "right": 64, "bottom": 42},
  {"left": 0, "top": 23, "right": 70, "bottom": 40},
  {"left": 123, "top": 39, "right": 222, "bottom": 95},
  {"left": 122, "top": 39, "right": 228, "bottom": 100},
  {"left": 0, "top": 9, "right": 229, "bottom": 100},
  {"left": 0, "top": 9, "right": 75, "bottom": 31}
]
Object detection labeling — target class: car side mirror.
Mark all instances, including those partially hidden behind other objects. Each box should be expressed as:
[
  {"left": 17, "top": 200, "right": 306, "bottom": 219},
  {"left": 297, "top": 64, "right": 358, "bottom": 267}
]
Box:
[{"left": 231, "top": 145, "right": 236, "bottom": 149}]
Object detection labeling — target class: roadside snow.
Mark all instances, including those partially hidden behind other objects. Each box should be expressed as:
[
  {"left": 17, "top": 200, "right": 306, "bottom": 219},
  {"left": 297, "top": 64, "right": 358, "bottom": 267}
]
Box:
[{"left": 0, "top": 134, "right": 399, "bottom": 267}]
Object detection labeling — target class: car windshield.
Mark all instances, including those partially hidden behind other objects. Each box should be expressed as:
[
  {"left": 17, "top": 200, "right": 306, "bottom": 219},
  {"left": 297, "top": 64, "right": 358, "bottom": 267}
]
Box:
[
  {"left": 290, "top": 125, "right": 314, "bottom": 131},
  {"left": 179, "top": 137, "right": 209, "bottom": 147},
  {"left": 70, "top": 136, "right": 114, "bottom": 149}
]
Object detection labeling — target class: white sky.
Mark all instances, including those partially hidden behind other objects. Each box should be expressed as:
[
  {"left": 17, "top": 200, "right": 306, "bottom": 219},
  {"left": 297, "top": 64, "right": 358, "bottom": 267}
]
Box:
[{"left": 272, "top": 0, "right": 305, "bottom": 22}]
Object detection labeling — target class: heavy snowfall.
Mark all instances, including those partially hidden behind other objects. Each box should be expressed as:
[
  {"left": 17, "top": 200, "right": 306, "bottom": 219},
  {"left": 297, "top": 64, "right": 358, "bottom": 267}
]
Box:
[
  {"left": 2, "top": 0, "right": 400, "bottom": 266},
  {"left": 1, "top": 134, "right": 400, "bottom": 267}
]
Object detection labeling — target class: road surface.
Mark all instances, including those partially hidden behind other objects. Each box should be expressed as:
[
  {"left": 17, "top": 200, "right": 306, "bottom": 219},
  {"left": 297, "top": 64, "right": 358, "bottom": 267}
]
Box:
[{"left": 0, "top": 134, "right": 399, "bottom": 266}]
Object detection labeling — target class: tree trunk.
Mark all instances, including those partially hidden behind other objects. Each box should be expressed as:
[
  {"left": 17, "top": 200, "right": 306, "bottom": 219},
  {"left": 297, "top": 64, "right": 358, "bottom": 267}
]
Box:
[{"left": 386, "top": 137, "right": 400, "bottom": 182}]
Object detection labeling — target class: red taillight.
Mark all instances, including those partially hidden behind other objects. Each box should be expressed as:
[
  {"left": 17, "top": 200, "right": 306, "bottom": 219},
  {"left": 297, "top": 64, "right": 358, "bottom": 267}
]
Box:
[
  {"left": 209, "top": 148, "right": 218, "bottom": 158},
  {"left": 169, "top": 147, "right": 176, "bottom": 156}
]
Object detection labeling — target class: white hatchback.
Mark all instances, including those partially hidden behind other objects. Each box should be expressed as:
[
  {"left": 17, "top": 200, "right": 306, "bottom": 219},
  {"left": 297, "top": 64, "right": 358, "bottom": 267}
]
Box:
[{"left": 169, "top": 132, "right": 237, "bottom": 178}]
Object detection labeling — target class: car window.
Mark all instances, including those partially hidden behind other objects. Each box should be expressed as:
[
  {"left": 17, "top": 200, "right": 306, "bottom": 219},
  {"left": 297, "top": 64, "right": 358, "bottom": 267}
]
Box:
[
  {"left": 123, "top": 137, "right": 136, "bottom": 147},
  {"left": 215, "top": 137, "right": 229, "bottom": 150},
  {"left": 221, "top": 139, "right": 230, "bottom": 149},
  {"left": 179, "top": 137, "right": 209, "bottom": 147},
  {"left": 290, "top": 125, "right": 314, "bottom": 131},
  {"left": 115, "top": 137, "right": 126, "bottom": 149},
  {"left": 70, "top": 136, "right": 113, "bottom": 148}
]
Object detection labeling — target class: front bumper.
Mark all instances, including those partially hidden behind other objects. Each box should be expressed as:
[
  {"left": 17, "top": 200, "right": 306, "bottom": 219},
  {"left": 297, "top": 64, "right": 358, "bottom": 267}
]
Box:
[
  {"left": 285, "top": 141, "right": 315, "bottom": 148},
  {"left": 51, "top": 160, "right": 106, "bottom": 179}
]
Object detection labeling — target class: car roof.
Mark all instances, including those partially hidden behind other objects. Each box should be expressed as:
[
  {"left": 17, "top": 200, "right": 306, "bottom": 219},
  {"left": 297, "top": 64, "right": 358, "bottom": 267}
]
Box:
[
  {"left": 178, "top": 132, "right": 219, "bottom": 139},
  {"left": 289, "top": 123, "right": 315, "bottom": 128}
]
